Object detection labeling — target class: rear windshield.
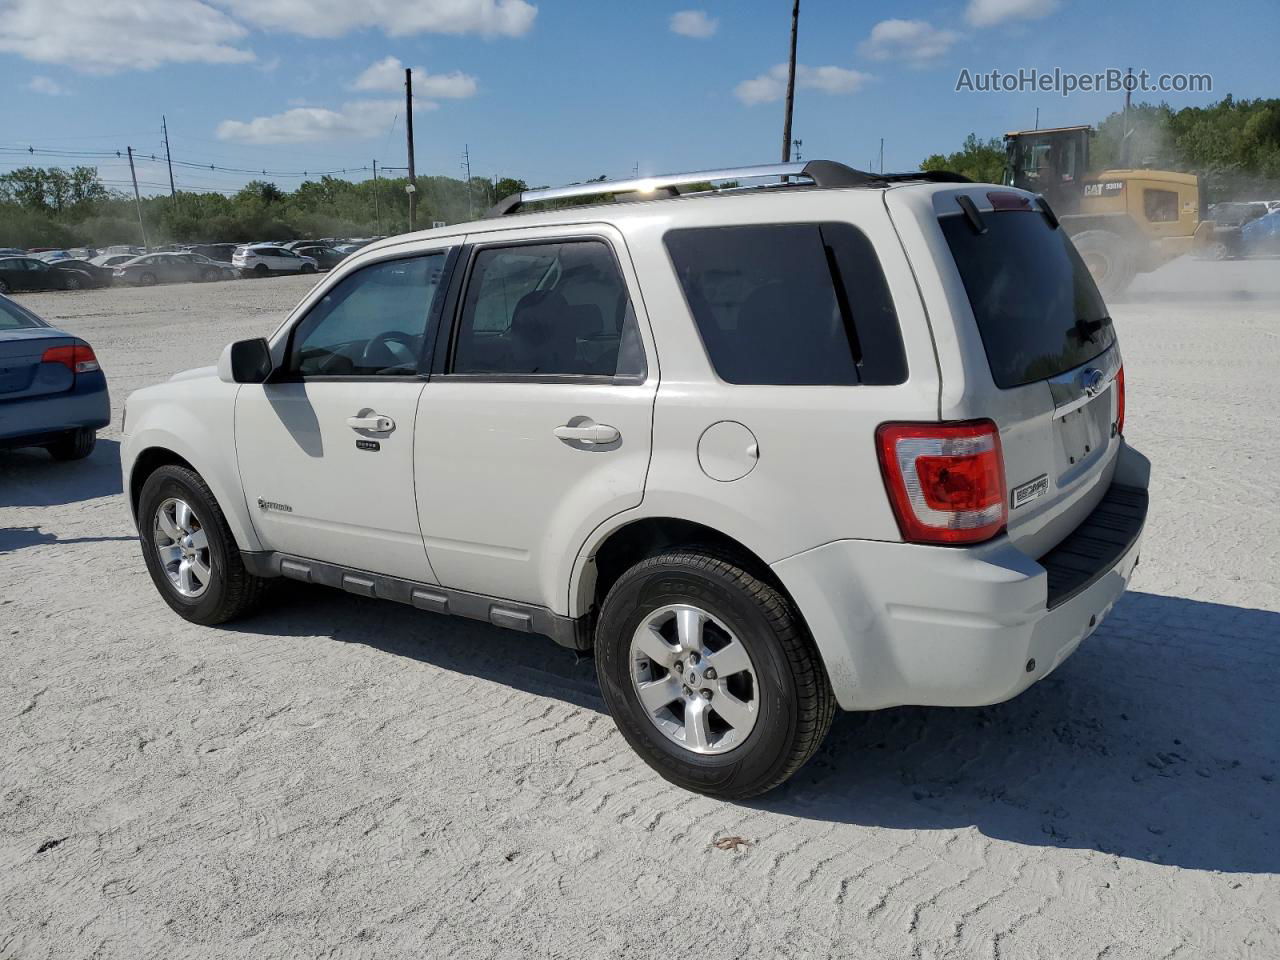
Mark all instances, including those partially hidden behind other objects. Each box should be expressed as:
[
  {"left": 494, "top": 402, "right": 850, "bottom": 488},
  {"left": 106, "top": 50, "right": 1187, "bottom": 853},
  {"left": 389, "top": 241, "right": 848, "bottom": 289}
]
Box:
[
  {"left": 940, "top": 208, "right": 1115, "bottom": 388},
  {"left": 0, "top": 297, "right": 43, "bottom": 330}
]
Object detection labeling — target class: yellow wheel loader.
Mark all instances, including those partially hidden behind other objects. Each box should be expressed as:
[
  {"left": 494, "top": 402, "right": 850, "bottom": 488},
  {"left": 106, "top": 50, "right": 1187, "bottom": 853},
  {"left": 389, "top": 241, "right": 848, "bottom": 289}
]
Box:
[{"left": 1003, "top": 125, "right": 1214, "bottom": 295}]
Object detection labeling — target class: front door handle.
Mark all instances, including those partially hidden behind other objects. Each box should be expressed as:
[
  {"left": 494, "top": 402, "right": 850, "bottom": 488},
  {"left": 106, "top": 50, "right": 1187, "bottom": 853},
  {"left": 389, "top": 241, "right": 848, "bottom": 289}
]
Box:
[
  {"left": 554, "top": 421, "right": 620, "bottom": 445},
  {"left": 347, "top": 413, "right": 395, "bottom": 433}
]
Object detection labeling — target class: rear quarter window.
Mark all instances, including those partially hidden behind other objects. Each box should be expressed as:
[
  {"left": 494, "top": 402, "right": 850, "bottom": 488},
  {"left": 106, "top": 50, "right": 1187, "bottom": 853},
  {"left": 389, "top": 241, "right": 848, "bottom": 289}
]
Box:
[
  {"left": 664, "top": 222, "right": 906, "bottom": 385},
  {"left": 940, "top": 207, "right": 1115, "bottom": 388}
]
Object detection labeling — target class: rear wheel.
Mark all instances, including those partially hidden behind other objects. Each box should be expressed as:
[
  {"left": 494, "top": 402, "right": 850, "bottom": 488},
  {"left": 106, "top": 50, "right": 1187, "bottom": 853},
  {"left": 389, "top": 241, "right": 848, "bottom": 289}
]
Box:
[
  {"left": 47, "top": 427, "right": 96, "bottom": 461},
  {"left": 62, "top": 274, "right": 82, "bottom": 290},
  {"left": 201, "top": 268, "right": 219, "bottom": 282},
  {"left": 1071, "top": 229, "right": 1135, "bottom": 297},
  {"left": 595, "top": 547, "right": 835, "bottom": 799},
  {"left": 253, "top": 264, "right": 269, "bottom": 277},
  {"left": 137, "top": 465, "right": 271, "bottom": 624},
  {"left": 138, "top": 272, "right": 157, "bottom": 286}
]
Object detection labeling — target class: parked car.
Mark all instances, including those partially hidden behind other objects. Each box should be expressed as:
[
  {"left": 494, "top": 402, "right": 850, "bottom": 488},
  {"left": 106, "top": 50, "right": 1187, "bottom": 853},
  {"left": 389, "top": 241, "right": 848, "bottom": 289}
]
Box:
[
  {"left": 114, "top": 252, "right": 236, "bottom": 286},
  {"left": 33, "top": 249, "right": 74, "bottom": 262},
  {"left": 0, "top": 293, "right": 109, "bottom": 459},
  {"left": 49, "top": 259, "right": 115, "bottom": 288},
  {"left": 0, "top": 247, "right": 27, "bottom": 257},
  {"left": 90, "top": 253, "right": 136, "bottom": 269},
  {"left": 189, "top": 243, "right": 239, "bottom": 263},
  {"left": 291, "top": 244, "right": 347, "bottom": 271},
  {"left": 232, "top": 245, "right": 319, "bottom": 277},
  {"left": 120, "top": 160, "right": 1149, "bottom": 800},
  {"left": 0, "top": 256, "right": 93, "bottom": 293}
]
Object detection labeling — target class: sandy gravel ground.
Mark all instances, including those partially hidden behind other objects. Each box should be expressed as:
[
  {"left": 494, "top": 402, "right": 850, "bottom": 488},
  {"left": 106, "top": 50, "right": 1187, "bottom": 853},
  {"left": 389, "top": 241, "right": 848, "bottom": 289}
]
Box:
[{"left": 1, "top": 263, "right": 1277, "bottom": 960}]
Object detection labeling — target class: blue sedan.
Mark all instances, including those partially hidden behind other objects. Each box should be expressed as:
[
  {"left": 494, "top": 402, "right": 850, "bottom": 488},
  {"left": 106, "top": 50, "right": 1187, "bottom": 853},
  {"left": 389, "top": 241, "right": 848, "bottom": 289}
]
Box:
[{"left": 0, "top": 293, "right": 110, "bottom": 460}]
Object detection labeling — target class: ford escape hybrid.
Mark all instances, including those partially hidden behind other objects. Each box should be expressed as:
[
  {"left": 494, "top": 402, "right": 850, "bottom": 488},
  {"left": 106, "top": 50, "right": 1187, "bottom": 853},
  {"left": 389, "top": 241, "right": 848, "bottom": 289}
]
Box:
[{"left": 121, "top": 160, "right": 1149, "bottom": 799}]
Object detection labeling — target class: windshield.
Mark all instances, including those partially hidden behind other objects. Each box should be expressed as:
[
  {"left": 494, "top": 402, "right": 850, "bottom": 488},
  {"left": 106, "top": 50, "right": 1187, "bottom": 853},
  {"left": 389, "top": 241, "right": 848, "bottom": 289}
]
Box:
[{"left": 940, "top": 208, "right": 1115, "bottom": 388}]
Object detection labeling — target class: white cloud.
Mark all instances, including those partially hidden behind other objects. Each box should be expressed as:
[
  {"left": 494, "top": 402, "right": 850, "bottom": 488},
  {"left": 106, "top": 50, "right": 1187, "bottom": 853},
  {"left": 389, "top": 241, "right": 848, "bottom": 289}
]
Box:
[
  {"left": 669, "top": 10, "right": 718, "bottom": 38},
  {"left": 0, "top": 0, "right": 253, "bottom": 74},
  {"left": 216, "top": 99, "right": 436, "bottom": 145},
  {"left": 213, "top": 0, "right": 536, "bottom": 39},
  {"left": 735, "top": 63, "right": 871, "bottom": 105},
  {"left": 28, "top": 75, "right": 69, "bottom": 95},
  {"left": 965, "top": 0, "right": 1058, "bottom": 27},
  {"left": 860, "top": 19, "right": 960, "bottom": 64},
  {"left": 353, "top": 56, "right": 477, "bottom": 98}
]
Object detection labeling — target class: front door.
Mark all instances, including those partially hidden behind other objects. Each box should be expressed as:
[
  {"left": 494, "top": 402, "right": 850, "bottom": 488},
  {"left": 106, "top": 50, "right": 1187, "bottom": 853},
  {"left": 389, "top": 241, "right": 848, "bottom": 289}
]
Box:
[
  {"left": 415, "top": 229, "right": 657, "bottom": 611},
  {"left": 236, "top": 250, "right": 451, "bottom": 581}
]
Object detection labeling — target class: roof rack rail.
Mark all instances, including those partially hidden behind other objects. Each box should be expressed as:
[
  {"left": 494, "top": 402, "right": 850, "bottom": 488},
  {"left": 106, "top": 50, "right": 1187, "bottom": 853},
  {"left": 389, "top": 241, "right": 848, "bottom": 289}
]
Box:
[{"left": 486, "top": 160, "right": 969, "bottom": 217}]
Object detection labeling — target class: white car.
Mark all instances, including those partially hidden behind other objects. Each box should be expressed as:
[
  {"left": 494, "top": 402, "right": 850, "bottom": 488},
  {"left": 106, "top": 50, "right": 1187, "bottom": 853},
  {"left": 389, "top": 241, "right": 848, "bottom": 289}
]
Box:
[
  {"left": 232, "top": 244, "right": 319, "bottom": 277},
  {"left": 120, "top": 161, "right": 1149, "bottom": 799}
]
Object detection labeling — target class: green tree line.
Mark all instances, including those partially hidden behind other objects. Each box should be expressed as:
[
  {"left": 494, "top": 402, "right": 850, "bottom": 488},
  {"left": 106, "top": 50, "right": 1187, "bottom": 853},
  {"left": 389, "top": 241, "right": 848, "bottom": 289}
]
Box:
[
  {"left": 0, "top": 167, "right": 528, "bottom": 249},
  {"left": 921, "top": 95, "right": 1280, "bottom": 200}
]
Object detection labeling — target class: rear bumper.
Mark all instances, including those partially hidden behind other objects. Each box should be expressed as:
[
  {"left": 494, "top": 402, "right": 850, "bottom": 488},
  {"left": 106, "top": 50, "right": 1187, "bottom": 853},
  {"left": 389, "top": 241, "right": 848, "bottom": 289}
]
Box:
[
  {"left": 773, "top": 441, "right": 1150, "bottom": 711},
  {"left": 0, "top": 371, "right": 110, "bottom": 446}
]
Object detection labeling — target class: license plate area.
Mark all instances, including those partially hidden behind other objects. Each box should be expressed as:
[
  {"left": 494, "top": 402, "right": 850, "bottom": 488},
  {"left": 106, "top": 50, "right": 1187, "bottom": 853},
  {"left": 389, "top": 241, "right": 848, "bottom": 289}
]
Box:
[{"left": 1053, "top": 399, "right": 1108, "bottom": 481}]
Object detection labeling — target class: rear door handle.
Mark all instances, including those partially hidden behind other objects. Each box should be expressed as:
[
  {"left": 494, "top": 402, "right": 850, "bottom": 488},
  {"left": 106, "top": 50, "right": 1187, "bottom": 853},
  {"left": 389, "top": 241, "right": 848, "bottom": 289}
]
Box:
[
  {"left": 554, "top": 421, "right": 620, "bottom": 444},
  {"left": 347, "top": 413, "right": 395, "bottom": 433}
]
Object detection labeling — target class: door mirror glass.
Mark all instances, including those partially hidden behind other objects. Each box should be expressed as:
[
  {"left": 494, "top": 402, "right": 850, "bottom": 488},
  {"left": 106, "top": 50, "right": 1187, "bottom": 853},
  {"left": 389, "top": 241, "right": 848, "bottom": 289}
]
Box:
[{"left": 218, "top": 337, "right": 273, "bottom": 384}]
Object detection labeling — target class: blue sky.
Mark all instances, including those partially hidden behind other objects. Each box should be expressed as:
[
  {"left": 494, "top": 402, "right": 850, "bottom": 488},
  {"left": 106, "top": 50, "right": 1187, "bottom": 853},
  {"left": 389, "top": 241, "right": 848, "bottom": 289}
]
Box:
[{"left": 1, "top": 0, "right": 1276, "bottom": 197}]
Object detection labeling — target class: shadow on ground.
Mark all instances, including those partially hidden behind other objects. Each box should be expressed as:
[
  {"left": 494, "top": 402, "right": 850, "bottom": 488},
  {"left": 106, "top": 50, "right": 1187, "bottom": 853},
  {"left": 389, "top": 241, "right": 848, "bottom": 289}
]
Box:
[
  {"left": 0, "top": 438, "right": 122, "bottom": 507},
  {"left": 232, "top": 584, "right": 1277, "bottom": 874}
]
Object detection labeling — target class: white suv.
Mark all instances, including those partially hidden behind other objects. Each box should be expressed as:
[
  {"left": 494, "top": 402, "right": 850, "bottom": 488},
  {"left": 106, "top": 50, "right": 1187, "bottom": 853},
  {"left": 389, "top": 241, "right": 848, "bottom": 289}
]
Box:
[
  {"left": 232, "top": 244, "right": 319, "bottom": 277},
  {"left": 121, "top": 161, "right": 1149, "bottom": 799}
]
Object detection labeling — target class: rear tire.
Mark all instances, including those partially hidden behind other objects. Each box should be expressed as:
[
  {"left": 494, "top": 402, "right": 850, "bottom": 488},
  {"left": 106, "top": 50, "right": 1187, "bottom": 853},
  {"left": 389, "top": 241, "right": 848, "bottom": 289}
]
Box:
[
  {"left": 201, "top": 268, "right": 219, "bottom": 282},
  {"left": 47, "top": 427, "right": 96, "bottom": 461},
  {"left": 1071, "top": 229, "right": 1135, "bottom": 298},
  {"left": 254, "top": 264, "right": 269, "bottom": 277},
  {"left": 137, "top": 465, "right": 271, "bottom": 625},
  {"left": 595, "top": 547, "right": 835, "bottom": 799},
  {"left": 139, "top": 272, "right": 157, "bottom": 287},
  {"left": 63, "top": 275, "right": 82, "bottom": 290}
]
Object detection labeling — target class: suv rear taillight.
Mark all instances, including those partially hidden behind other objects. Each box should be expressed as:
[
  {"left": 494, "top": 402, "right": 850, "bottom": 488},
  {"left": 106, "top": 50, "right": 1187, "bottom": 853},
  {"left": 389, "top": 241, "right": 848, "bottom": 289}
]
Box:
[
  {"left": 876, "top": 420, "right": 1008, "bottom": 545},
  {"left": 1115, "top": 366, "right": 1125, "bottom": 435},
  {"left": 41, "top": 344, "right": 100, "bottom": 374}
]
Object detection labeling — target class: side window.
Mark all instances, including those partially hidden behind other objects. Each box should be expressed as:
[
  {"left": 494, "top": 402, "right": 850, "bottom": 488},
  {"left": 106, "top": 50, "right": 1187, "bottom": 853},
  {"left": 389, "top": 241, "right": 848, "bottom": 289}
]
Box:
[
  {"left": 287, "top": 254, "right": 447, "bottom": 377},
  {"left": 451, "top": 239, "right": 646, "bottom": 379},
  {"left": 1144, "top": 189, "right": 1179, "bottom": 223},
  {"left": 664, "top": 222, "right": 905, "bottom": 385}
]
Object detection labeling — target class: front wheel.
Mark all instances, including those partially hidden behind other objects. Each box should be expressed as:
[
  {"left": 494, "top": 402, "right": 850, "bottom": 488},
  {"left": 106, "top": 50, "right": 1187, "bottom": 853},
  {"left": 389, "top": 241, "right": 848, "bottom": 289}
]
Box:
[
  {"left": 595, "top": 548, "right": 835, "bottom": 800},
  {"left": 137, "top": 464, "right": 271, "bottom": 625},
  {"left": 300, "top": 263, "right": 316, "bottom": 274},
  {"left": 201, "top": 268, "right": 219, "bottom": 282},
  {"left": 1071, "top": 229, "right": 1135, "bottom": 298},
  {"left": 62, "top": 275, "right": 82, "bottom": 290},
  {"left": 0, "top": 279, "right": 10, "bottom": 294}
]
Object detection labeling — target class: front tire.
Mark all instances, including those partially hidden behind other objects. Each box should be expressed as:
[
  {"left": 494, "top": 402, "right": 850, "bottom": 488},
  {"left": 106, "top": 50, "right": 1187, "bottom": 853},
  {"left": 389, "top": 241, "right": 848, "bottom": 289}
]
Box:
[
  {"left": 300, "top": 263, "right": 316, "bottom": 275},
  {"left": 137, "top": 465, "right": 270, "bottom": 625},
  {"left": 595, "top": 547, "right": 835, "bottom": 800},
  {"left": 1071, "top": 229, "right": 1135, "bottom": 298},
  {"left": 47, "top": 427, "right": 96, "bottom": 460}
]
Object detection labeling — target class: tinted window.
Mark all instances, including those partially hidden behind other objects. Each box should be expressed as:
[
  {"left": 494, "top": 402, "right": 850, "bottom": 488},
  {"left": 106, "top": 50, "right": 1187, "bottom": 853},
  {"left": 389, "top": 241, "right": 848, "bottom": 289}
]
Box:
[
  {"left": 452, "top": 240, "right": 646, "bottom": 379},
  {"left": 288, "top": 254, "right": 447, "bottom": 377},
  {"left": 664, "top": 223, "right": 905, "bottom": 385},
  {"left": 940, "top": 209, "right": 1115, "bottom": 388},
  {"left": 0, "top": 297, "right": 43, "bottom": 329},
  {"left": 1144, "top": 189, "right": 1179, "bottom": 223}
]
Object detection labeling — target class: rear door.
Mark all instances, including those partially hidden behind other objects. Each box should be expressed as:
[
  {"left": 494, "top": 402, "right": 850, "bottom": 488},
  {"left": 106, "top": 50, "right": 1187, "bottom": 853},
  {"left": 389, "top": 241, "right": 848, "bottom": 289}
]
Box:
[
  {"left": 413, "top": 226, "right": 657, "bottom": 611},
  {"left": 898, "top": 187, "right": 1124, "bottom": 558}
]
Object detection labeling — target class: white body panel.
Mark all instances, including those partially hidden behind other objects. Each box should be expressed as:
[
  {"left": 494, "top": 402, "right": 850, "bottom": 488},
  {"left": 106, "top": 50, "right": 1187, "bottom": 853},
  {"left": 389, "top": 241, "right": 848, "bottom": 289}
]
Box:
[{"left": 234, "top": 380, "right": 434, "bottom": 581}]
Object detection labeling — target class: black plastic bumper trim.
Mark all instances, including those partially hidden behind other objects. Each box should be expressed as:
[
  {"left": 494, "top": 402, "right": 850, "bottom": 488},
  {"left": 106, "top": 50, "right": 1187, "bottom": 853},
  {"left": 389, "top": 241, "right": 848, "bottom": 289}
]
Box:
[{"left": 1038, "top": 482, "right": 1149, "bottom": 610}]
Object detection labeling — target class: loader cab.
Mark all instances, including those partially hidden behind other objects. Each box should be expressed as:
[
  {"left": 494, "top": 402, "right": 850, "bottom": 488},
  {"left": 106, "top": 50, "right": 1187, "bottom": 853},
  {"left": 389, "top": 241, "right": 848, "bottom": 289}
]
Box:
[{"left": 1003, "top": 125, "right": 1092, "bottom": 215}]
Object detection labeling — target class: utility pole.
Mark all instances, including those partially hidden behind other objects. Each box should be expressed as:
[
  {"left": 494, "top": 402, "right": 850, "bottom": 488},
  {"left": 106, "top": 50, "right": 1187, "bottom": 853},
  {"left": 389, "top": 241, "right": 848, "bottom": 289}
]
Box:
[
  {"left": 372, "top": 158, "right": 381, "bottom": 234},
  {"left": 1122, "top": 66, "right": 1133, "bottom": 167},
  {"left": 781, "top": 0, "right": 799, "bottom": 162},
  {"left": 1035, "top": 106, "right": 1040, "bottom": 130},
  {"left": 461, "top": 144, "right": 474, "bottom": 220},
  {"left": 792, "top": 139, "right": 802, "bottom": 161},
  {"left": 162, "top": 116, "right": 176, "bottom": 203},
  {"left": 878, "top": 137, "right": 884, "bottom": 173},
  {"left": 126, "top": 146, "right": 149, "bottom": 250},
  {"left": 405, "top": 68, "right": 417, "bottom": 230}
]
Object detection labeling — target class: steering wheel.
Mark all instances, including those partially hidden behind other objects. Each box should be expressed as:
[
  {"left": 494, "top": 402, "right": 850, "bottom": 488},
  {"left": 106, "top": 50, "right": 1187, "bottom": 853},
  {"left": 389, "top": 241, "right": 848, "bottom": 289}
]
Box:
[{"left": 361, "top": 330, "right": 418, "bottom": 370}]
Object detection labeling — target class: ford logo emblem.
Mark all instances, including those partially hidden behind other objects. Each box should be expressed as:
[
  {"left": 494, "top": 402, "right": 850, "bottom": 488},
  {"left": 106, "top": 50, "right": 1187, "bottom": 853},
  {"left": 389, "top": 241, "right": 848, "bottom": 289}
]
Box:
[{"left": 1081, "top": 368, "right": 1105, "bottom": 397}]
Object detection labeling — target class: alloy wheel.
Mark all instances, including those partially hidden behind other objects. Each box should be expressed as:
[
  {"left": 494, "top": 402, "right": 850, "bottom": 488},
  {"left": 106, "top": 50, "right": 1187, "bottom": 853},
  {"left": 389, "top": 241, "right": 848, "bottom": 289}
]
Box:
[
  {"left": 629, "top": 604, "right": 759, "bottom": 755},
  {"left": 153, "top": 497, "right": 212, "bottom": 598}
]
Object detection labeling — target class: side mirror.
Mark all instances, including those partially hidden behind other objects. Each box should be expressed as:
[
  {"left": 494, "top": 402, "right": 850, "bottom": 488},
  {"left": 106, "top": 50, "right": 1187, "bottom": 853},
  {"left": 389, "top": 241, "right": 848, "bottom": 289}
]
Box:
[{"left": 217, "top": 337, "right": 273, "bottom": 384}]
